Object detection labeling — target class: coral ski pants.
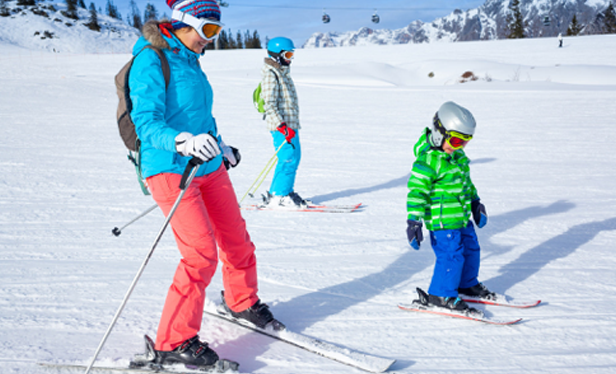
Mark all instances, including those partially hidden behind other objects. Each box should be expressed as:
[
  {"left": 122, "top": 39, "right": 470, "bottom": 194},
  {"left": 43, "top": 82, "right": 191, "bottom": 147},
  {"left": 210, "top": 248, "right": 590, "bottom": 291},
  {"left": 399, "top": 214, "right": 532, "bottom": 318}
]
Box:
[{"left": 147, "top": 165, "right": 259, "bottom": 351}]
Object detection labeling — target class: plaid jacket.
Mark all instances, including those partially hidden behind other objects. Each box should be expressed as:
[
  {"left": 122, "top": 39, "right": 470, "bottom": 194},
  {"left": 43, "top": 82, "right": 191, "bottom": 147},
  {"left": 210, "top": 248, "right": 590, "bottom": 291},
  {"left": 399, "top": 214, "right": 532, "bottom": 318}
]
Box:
[{"left": 261, "top": 58, "right": 300, "bottom": 131}]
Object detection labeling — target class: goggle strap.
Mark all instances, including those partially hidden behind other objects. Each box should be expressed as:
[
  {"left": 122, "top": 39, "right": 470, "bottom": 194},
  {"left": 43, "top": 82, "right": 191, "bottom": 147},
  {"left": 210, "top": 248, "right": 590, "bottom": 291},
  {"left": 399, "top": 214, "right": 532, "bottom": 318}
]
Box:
[{"left": 171, "top": 9, "right": 187, "bottom": 23}]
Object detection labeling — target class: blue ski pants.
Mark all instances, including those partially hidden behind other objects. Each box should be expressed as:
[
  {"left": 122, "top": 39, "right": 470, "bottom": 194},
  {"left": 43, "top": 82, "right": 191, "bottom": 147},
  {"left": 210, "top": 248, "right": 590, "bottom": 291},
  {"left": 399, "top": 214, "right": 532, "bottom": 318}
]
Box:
[
  {"left": 269, "top": 130, "right": 301, "bottom": 196},
  {"left": 427, "top": 221, "right": 481, "bottom": 298}
]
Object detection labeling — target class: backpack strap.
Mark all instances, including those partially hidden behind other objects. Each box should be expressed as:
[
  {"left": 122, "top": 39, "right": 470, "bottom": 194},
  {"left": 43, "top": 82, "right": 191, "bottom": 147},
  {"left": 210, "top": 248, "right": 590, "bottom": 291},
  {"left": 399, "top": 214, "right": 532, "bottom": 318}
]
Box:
[
  {"left": 142, "top": 45, "right": 171, "bottom": 89},
  {"left": 123, "top": 45, "right": 171, "bottom": 196},
  {"left": 123, "top": 45, "right": 171, "bottom": 116},
  {"left": 262, "top": 70, "right": 280, "bottom": 121}
]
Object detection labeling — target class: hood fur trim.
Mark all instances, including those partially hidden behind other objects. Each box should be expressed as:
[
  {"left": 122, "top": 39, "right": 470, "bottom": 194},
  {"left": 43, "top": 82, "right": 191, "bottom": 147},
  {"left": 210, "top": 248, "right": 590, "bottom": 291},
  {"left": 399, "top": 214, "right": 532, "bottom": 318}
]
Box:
[
  {"left": 142, "top": 20, "right": 171, "bottom": 50},
  {"left": 264, "top": 57, "right": 281, "bottom": 70}
]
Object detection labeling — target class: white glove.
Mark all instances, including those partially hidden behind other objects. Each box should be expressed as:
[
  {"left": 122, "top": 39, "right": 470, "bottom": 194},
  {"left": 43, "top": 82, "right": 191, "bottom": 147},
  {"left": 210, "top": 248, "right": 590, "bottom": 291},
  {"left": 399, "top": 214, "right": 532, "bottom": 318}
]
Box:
[
  {"left": 220, "top": 140, "right": 240, "bottom": 168},
  {"left": 175, "top": 132, "right": 221, "bottom": 162}
]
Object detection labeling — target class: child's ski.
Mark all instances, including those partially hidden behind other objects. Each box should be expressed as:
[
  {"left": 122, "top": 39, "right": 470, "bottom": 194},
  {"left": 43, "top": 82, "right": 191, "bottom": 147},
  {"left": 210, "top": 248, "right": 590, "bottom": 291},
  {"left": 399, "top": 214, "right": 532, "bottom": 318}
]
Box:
[
  {"left": 460, "top": 293, "right": 541, "bottom": 308},
  {"left": 397, "top": 301, "right": 523, "bottom": 325},
  {"left": 203, "top": 300, "right": 395, "bottom": 373},
  {"left": 242, "top": 202, "right": 362, "bottom": 213}
]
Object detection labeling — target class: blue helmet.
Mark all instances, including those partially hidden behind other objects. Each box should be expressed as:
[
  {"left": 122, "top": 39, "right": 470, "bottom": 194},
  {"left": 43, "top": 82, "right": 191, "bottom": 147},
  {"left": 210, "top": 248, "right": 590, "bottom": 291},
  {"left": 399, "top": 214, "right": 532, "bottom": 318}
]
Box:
[{"left": 267, "top": 37, "right": 295, "bottom": 55}]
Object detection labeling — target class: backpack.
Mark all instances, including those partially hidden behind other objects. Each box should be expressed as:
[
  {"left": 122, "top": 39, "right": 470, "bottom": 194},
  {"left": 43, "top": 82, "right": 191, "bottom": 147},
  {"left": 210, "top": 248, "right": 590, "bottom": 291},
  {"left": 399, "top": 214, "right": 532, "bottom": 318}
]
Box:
[
  {"left": 252, "top": 72, "right": 279, "bottom": 117},
  {"left": 252, "top": 82, "right": 266, "bottom": 114},
  {"left": 115, "top": 45, "right": 170, "bottom": 195}
]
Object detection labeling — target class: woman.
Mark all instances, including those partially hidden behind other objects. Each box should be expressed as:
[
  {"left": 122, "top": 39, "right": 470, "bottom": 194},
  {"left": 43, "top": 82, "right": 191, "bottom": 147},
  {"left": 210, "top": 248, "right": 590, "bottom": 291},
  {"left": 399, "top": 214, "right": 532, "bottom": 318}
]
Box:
[{"left": 129, "top": 0, "right": 281, "bottom": 368}]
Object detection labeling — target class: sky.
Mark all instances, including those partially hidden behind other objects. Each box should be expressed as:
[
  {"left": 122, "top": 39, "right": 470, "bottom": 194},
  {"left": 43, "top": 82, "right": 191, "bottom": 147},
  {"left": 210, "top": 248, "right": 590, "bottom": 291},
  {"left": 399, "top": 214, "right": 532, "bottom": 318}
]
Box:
[{"left": 90, "top": 0, "right": 487, "bottom": 46}]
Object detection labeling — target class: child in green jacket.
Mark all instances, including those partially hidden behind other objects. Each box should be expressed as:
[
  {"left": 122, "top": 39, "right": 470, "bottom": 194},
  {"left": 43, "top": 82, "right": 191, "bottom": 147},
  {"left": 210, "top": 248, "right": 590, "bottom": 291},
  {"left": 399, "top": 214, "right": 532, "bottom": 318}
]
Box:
[{"left": 406, "top": 101, "right": 492, "bottom": 315}]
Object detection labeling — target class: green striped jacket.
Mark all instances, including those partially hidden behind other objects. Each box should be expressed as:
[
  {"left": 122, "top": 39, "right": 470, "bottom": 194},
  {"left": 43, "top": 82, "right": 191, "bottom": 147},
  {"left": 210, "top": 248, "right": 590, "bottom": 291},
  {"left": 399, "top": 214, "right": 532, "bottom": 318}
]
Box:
[{"left": 407, "top": 128, "right": 479, "bottom": 231}]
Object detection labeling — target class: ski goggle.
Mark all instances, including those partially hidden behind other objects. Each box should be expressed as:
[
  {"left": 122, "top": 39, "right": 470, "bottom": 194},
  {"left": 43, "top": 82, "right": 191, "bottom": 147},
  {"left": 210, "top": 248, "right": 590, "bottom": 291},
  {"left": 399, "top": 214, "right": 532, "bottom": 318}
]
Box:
[
  {"left": 280, "top": 50, "right": 295, "bottom": 60},
  {"left": 446, "top": 131, "right": 472, "bottom": 149},
  {"left": 171, "top": 9, "right": 224, "bottom": 41}
]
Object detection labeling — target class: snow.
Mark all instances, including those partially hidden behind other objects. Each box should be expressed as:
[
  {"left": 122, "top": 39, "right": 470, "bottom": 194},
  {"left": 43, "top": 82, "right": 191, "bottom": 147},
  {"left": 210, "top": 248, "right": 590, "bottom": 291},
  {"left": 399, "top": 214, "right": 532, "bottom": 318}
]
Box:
[
  {"left": 1, "top": 31, "right": 616, "bottom": 373},
  {"left": 0, "top": 1, "right": 138, "bottom": 54}
]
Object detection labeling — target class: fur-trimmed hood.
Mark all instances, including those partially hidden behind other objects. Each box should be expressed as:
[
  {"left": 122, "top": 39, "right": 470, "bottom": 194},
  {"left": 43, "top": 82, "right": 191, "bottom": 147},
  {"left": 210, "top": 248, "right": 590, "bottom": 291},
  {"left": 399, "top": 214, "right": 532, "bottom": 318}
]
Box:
[
  {"left": 264, "top": 57, "right": 290, "bottom": 74},
  {"left": 141, "top": 20, "right": 171, "bottom": 50}
]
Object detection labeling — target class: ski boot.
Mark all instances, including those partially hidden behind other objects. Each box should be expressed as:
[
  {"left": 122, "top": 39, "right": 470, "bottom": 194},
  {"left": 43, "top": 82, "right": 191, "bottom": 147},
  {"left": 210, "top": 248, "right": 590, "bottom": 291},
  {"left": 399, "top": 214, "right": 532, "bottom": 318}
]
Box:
[
  {"left": 130, "top": 335, "right": 238, "bottom": 372},
  {"left": 288, "top": 191, "right": 311, "bottom": 207},
  {"left": 415, "top": 288, "right": 484, "bottom": 318},
  {"left": 458, "top": 282, "right": 496, "bottom": 300},
  {"left": 219, "top": 291, "right": 285, "bottom": 331}
]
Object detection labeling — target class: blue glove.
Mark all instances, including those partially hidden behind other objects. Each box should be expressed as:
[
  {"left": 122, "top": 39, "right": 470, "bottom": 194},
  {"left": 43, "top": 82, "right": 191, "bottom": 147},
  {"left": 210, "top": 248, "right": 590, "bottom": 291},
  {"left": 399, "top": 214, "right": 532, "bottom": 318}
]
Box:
[
  {"left": 471, "top": 199, "right": 487, "bottom": 228},
  {"left": 406, "top": 220, "right": 423, "bottom": 250}
]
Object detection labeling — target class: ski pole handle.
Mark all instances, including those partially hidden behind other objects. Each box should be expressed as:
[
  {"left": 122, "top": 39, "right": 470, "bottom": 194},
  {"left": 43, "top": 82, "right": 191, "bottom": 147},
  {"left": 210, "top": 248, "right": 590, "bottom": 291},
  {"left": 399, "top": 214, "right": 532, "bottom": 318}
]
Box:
[{"left": 180, "top": 157, "right": 203, "bottom": 190}]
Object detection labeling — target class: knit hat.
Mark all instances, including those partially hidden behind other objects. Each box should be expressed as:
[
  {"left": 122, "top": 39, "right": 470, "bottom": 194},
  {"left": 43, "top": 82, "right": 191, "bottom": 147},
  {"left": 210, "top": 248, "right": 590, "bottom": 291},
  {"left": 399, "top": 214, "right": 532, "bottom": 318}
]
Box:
[{"left": 167, "top": 0, "right": 221, "bottom": 29}]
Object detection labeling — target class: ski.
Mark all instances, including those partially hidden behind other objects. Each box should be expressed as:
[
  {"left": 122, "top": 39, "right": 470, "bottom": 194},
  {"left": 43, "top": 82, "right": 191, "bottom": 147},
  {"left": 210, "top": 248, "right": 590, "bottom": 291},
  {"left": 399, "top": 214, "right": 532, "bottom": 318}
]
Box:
[
  {"left": 38, "top": 360, "right": 238, "bottom": 374},
  {"left": 460, "top": 293, "right": 541, "bottom": 308},
  {"left": 397, "top": 301, "right": 523, "bottom": 325},
  {"left": 241, "top": 202, "right": 363, "bottom": 213},
  {"left": 202, "top": 300, "right": 395, "bottom": 373}
]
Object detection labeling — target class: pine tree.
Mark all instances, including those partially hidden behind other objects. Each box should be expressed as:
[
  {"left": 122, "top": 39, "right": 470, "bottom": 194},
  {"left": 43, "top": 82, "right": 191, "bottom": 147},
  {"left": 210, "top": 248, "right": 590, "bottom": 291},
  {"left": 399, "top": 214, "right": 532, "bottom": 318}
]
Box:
[
  {"left": 85, "top": 2, "right": 100, "bottom": 31},
  {"left": 106, "top": 0, "right": 120, "bottom": 20},
  {"left": 129, "top": 0, "right": 142, "bottom": 31},
  {"left": 62, "top": 0, "right": 79, "bottom": 20},
  {"left": 566, "top": 14, "right": 582, "bottom": 36},
  {"left": 236, "top": 30, "right": 244, "bottom": 49},
  {"left": 218, "top": 29, "right": 229, "bottom": 49},
  {"left": 227, "top": 29, "right": 236, "bottom": 49},
  {"left": 143, "top": 3, "right": 158, "bottom": 22},
  {"left": 604, "top": 1, "right": 616, "bottom": 34},
  {"left": 506, "top": 0, "right": 526, "bottom": 39},
  {"left": 78, "top": 0, "right": 86, "bottom": 9},
  {"left": 243, "top": 30, "right": 252, "bottom": 48},
  {"left": 251, "top": 30, "right": 262, "bottom": 49},
  {"left": 17, "top": 0, "right": 36, "bottom": 6},
  {"left": 0, "top": 0, "right": 9, "bottom": 17}
]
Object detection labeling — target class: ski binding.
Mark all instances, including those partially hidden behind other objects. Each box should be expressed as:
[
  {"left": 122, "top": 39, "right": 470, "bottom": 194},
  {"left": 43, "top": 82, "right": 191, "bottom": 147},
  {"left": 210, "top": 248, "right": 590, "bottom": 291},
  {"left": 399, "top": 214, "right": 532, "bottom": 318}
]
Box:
[{"left": 398, "top": 288, "right": 522, "bottom": 325}]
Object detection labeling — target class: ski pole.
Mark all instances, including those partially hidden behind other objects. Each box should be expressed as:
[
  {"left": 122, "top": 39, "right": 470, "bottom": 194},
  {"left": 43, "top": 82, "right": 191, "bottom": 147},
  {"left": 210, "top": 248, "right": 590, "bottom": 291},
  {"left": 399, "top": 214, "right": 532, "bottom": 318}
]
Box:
[
  {"left": 111, "top": 204, "right": 158, "bottom": 237},
  {"left": 248, "top": 156, "right": 278, "bottom": 198},
  {"left": 84, "top": 157, "right": 203, "bottom": 374},
  {"left": 239, "top": 142, "right": 284, "bottom": 205}
]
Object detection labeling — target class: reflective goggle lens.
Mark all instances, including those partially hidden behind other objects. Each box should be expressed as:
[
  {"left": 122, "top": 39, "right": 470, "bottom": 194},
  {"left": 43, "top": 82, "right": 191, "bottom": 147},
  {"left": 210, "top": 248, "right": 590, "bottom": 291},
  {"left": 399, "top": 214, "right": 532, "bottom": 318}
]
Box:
[
  {"left": 281, "top": 50, "right": 295, "bottom": 60},
  {"left": 202, "top": 23, "right": 223, "bottom": 39},
  {"left": 447, "top": 131, "right": 472, "bottom": 149}
]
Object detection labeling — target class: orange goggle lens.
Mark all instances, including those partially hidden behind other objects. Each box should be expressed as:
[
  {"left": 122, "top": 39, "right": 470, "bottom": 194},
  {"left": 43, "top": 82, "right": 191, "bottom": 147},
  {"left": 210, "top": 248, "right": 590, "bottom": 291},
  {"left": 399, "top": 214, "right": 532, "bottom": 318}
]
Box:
[
  {"left": 281, "top": 50, "right": 295, "bottom": 60},
  {"left": 201, "top": 23, "right": 223, "bottom": 39}
]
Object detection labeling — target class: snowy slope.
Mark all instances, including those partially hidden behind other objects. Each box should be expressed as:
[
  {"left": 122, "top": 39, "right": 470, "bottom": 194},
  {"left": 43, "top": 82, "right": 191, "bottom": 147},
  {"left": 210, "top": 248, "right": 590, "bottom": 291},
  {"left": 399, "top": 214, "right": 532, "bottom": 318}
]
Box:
[
  {"left": 0, "top": 0, "right": 139, "bottom": 53},
  {"left": 1, "top": 34, "right": 616, "bottom": 374}
]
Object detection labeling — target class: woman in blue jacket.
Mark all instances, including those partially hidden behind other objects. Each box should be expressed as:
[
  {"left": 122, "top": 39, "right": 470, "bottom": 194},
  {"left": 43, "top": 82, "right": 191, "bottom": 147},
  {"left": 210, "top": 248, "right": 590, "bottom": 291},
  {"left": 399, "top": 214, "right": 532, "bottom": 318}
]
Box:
[{"left": 128, "top": 0, "right": 282, "bottom": 368}]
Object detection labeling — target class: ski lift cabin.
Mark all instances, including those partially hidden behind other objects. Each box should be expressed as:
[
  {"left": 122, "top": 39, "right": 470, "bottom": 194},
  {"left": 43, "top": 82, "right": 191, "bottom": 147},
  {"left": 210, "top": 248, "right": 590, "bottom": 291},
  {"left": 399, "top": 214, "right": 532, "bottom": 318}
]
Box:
[
  {"left": 542, "top": 15, "right": 550, "bottom": 26},
  {"left": 322, "top": 12, "right": 331, "bottom": 23},
  {"left": 372, "top": 11, "right": 380, "bottom": 24}
]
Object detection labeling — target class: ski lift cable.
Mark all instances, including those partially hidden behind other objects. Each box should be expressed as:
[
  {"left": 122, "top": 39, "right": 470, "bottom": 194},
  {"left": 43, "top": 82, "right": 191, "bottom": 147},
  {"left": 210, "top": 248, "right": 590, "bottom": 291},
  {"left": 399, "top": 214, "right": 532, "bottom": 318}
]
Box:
[{"left": 225, "top": 3, "right": 439, "bottom": 11}]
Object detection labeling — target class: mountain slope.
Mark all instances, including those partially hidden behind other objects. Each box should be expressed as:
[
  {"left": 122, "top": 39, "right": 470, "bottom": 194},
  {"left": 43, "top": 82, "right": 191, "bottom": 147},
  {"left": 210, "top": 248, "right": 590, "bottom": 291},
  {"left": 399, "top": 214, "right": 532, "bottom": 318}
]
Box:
[{"left": 0, "top": 1, "right": 139, "bottom": 53}]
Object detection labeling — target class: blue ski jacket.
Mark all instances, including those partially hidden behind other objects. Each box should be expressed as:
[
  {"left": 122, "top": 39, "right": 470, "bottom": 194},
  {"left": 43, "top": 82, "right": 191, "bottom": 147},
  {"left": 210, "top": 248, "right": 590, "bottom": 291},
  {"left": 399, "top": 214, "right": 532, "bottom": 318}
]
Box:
[{"left": 129, "top": 21, "right": 222, "bottom": 179}]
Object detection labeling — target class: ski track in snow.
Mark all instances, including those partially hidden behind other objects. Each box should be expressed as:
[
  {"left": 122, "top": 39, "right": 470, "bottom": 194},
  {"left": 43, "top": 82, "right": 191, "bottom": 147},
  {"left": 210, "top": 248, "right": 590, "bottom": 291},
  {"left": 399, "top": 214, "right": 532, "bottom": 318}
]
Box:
[{"left": 1, "top": 34, "right": 616, "bottom": 373}]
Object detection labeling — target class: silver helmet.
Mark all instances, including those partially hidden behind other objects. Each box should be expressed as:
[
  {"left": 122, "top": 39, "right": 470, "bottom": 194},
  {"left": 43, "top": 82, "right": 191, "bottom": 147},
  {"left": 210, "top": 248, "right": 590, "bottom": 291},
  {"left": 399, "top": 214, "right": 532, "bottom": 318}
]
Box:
[{"left": 431, "top": 101, "right": 476, "bottom": 147}]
